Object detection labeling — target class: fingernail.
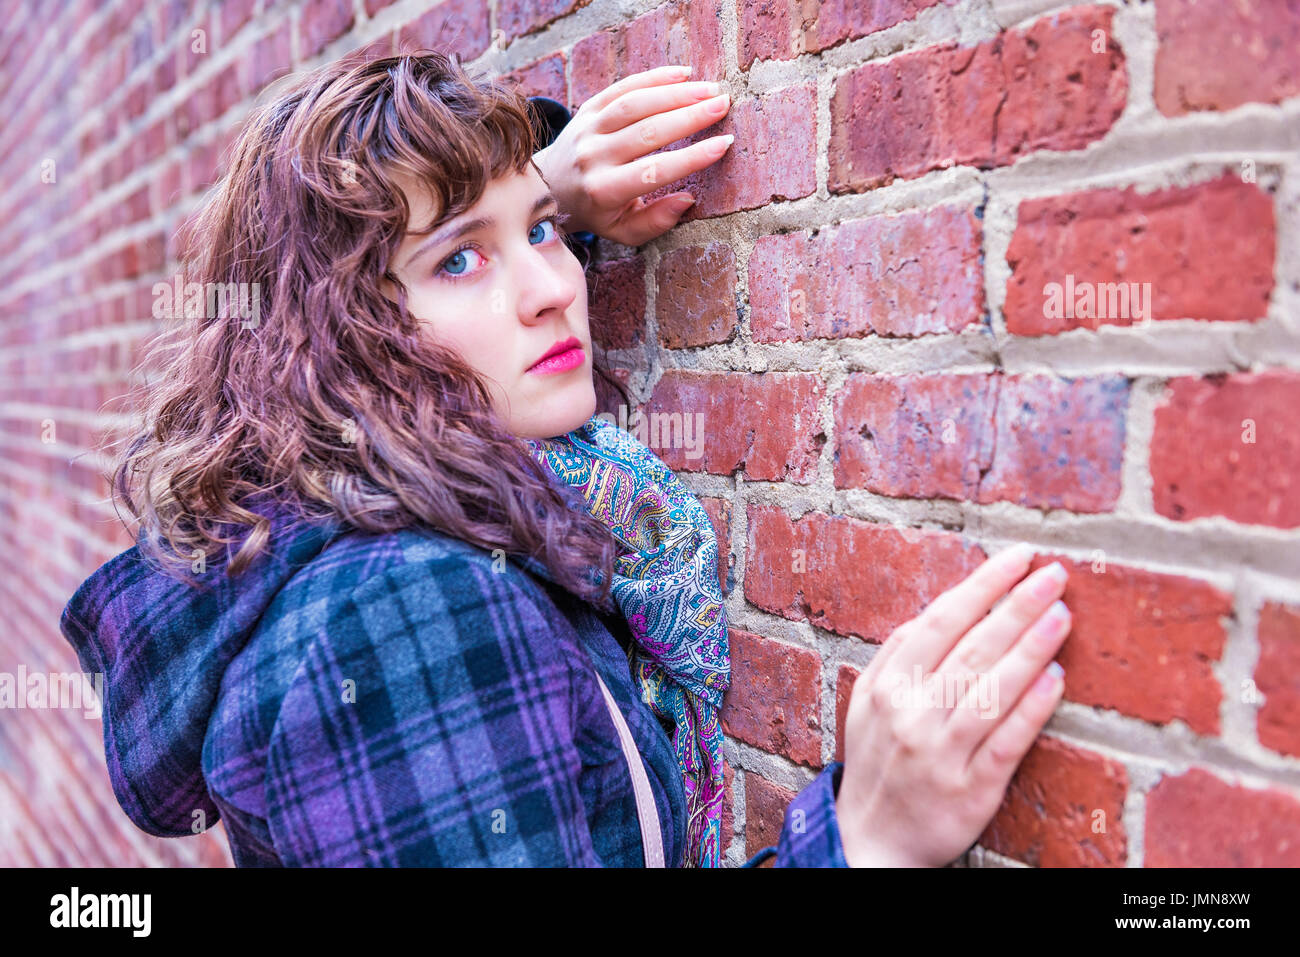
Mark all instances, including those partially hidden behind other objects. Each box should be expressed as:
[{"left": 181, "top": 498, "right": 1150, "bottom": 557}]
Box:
[
  {"left": 1034, "top": 661, "right": 1065, "bottom": 697},
  {"left": 718, "top": 133, "right": 735, "bottom": 149},
  {"left": 677, "top": 64, "right": 693, "bottom": 76},
  {"left": 1032, "top": 561, "right": 1067, "bottom": 598},
  {"left": 671, "top": 194, "right": 696, "bottom": 212},
  {"left": 1001, "top": 542, "right": 1034, "bottom": 567}
]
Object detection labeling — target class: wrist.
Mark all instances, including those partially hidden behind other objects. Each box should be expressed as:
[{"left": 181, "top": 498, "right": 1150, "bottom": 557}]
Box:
[{"left": 833, "top": 790, "right": 923, "bottom": 868}]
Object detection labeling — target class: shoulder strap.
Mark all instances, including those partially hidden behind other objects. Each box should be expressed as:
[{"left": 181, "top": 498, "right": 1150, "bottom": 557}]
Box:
[{"left": 592, "top": 670, "right": 665, "bottom": 867}]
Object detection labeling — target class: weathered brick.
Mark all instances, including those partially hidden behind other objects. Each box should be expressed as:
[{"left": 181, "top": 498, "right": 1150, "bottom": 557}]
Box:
[
  {"left": 1005, "top": 175, "right": 1276, "bottom": 335},
  {"left": 721, "top": 758, "right": 735, "bottom": 853},
  {"left": 720, "top": 627, "right": 822, "bottom": 766},
  {"left": 745, "top": 505, "right": 986, "bottom": 642},
  {"left": 1154, "top": 0, "right": 1300, "bottom": 116},
  {"left": 498, "top": 0, "right": 584, "bottom": 45},
  {"left": 586, "top": 255, "right": 646, "bottom": 349},
  {"left": 656, "top": 242, "right": 737, "bottom": 348},
  {"left": 667, "top": 83, "right": 817, "bottom": 222},
  {"left": 251, "top": 23, "right": 293, "bottom": 94},
  {"left": 834, "top": 372, "right": 1129, "bottom": 512},
  {"left": 395, "top": 0, "right": 491, "bottom": 61},
  {"left": 644, "top": 370, "right": 824, "bottom": 481},
  {"left": 740, "top": 0, "right": 949, "bottom": 68},
  {"left": 1026, "top": 553, "right": 1231, "bottom": 734},
  {"left": 571, "top": 0, "right": 725, "bottom": 109},
  {"left": 749, "top": 205, "right": 984, "bottom": 342},
  {"left": 744, "top": 770, "right": 796, "bottom": 863},
  {"left": 1150, "top": 369, "right": 1300, "bottom": 529},
  {"left": 979, "top": 736, "right": 1129, "bottom": 867},
  {"left": 697, "top": 495, "right": 733, "bottom": 595},
  {"left": 829, "top": 5, "right": 1125, "bottom": 192},
  {"left": 1145, "top": 767, "right": 1300, "bottom": 866},
  {"left": 298, "top": 0, "right": 355, "bottom": 61},
  {"left": 1256, "top": 601, "right": 1300, "bottom": 758},
  {"left": 501, "top": 53, "right": 567, "bottom": 103}
]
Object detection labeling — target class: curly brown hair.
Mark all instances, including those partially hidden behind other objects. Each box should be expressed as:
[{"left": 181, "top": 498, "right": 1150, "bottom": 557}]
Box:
[{"left": 110, "top": 49, "right": 628, "bottom": 608}]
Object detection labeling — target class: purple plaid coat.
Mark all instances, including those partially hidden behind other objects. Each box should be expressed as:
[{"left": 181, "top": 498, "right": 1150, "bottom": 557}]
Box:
[{"left": 59, "top": 501, "right": 849, "bottom": 867}]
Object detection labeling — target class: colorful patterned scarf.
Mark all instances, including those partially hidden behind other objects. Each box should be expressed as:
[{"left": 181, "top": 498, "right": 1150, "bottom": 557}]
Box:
[{"left": 524, "top": 413, "right": 730, "bottom": 868}]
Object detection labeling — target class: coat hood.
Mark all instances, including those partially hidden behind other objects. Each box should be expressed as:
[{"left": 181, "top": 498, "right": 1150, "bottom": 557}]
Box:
[{"left": 58, "top": 495, "right": 345, "bottom": 837}]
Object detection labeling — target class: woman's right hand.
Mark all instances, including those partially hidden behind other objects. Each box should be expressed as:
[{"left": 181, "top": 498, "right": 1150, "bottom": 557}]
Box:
[{"left": 834, "top": 543, "right": 1072, "bottom": 867}]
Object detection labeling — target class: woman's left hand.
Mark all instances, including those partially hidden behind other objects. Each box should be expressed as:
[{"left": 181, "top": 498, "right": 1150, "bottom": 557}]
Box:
[{"left": 532, "top": 66, "right": 734, "bottom": 248}]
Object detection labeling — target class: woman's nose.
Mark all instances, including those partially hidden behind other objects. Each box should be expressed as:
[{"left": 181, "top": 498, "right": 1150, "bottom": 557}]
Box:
[{"left": 514, "top": 243, "right": 579, "bottom": 321}]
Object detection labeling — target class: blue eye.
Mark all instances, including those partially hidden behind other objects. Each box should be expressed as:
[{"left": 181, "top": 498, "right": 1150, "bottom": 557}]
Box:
[
  {"left": 436, "top": 213, "right": 571, "bottom": 283},
  {"left": 530, "top": 218, "right": 556, "bottom": 244},
  {"left": 440, "top": 247, "right": 483, "bottom": 277}
]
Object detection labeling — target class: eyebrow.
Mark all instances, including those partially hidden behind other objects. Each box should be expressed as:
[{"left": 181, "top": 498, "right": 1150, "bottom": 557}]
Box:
[{"left": 404, "top": 192, "right": 560, "bottom": 270}]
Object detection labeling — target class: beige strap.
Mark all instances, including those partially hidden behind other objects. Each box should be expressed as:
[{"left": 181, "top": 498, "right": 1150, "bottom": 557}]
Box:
[{"left": 593, "top": 670, "right": 665, "bottom": 867}]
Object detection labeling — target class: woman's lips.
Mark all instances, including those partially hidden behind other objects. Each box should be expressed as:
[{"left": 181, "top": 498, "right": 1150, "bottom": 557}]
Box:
[{"left": 527, "top": 344, "right": 585, "bottom": 375}]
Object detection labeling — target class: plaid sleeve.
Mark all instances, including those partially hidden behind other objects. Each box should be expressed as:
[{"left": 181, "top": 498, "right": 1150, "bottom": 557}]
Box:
[
  {"left": 740, "top": 761, "right": 850, "bottom": 868},
  {"left": 263, "top": 555, "right": 606, "bottom": 866}
]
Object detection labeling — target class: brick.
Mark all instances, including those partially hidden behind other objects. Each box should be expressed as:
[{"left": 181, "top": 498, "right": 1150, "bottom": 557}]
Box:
[
  {"left": 745, "top": 505, "right": 986, "bottom": 642},
  {"left": 697, "top": 495, "right": 733, "bottom": 595},
  {"left": 656, "top": 242, "right": 737, "bottom": 348},
  {"left": 585, "top": 255, "right": 645, "bottom": 349},
  {"left": 744, "top": 771, "right": 795, "bottom": 863},
  {"left": 829, "top": 5, "right": 1126, "bottom": 192},
  {"left": 1145, "top": 767, "right": 1300, "bottom": 866},
  {"left": 721, "top": 759, "right": 735, "bottom": 854},
  {"left": 1151, "top": 369, "right": 1300, "bottom": 529},
  {"left": 664, "top": 83, "right": 817, "bottom": 222},
  {"left": 298, "top": 0, "right": 355, "bottom": 61},
  {"left": 1256, "top": 602, "right": 1300, "bottom": 757},
  {"left": 740, "top": 0, "right": 948, "bottom": 69},
  {"left": 1154, "top": 0, "right": 1300, "bottom": 116},
  {"left": 571, "top": 0, "right": 725, "bottom": 110},
  {"left": 498, "top": 0, "right": 584, "bottom": 45},
  {"left": 592, "top": 363, "right": 632, "bottom": 421},
  {"left": 834, "top": 664, "right": 861, "bottom": 764},
  {"left": 1028, "top": 552, "right": 1231, "bottom": 734},
  {"left": 220, "top": 0, "right": 258, "bottom": 42},
  {"left": 979, "top": 736, "right": 1129, "bottom": 867},
  {"left": 720, "top": 627, "right": 822, "bottom": 766},
  {"left": 750, "top": 205, "right": 984, "bottom": 343},
  {"left": 644, "top": 370, "right": 824, "bottom": 481},
  {"left": 251, "top": 22, "right": 293, "bottom": 93},
  {"left": 395, "top": 0, "right": 491, "bottom": 62},
  {"left": 501, "top": 53, "right": 567, "bottom": 103},
  {"left": 1005, "top": 175, "right": 1276, "bottom": 335},
  {"left": 180, "top": 14, "right": 211, "bottom": 81},
  {"left": 834, "top": 372, "right": 1128, "bottom": 512}
]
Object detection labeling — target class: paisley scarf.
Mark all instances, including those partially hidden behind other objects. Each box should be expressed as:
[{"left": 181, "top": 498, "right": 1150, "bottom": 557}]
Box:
[{"left": 524, "top": 413, "right": 730, "bottom": 868}]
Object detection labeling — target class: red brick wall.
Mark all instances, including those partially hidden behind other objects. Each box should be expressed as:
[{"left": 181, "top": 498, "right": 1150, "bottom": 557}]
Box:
[{"left": 2, "top": 0, "right": 1297, "bottom": 867}]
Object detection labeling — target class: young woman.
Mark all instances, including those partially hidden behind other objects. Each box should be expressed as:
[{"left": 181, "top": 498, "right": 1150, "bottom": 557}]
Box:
[{"left": 59, "top": 51, "right": 1071, "bottom": 868}]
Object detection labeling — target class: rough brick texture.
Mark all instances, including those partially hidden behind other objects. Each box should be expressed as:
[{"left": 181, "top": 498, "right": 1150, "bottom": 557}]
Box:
[
  {"left": 4, "top": 0, "right": 1297, "bottom": 870},
  {"left": 1005, "top": 175, "right": 1277, "bottom": 335},
  {"left": 979, "top": 736, "right": 1130, "bottom": 868},
  {"left": 1145, "top": 767, "right": 1300, "bottom": 867}
]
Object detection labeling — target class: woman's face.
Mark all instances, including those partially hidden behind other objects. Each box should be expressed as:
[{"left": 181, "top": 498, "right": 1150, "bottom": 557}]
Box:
[{"left": 385, "top": 163, "right": 596, "bottom": 440}]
